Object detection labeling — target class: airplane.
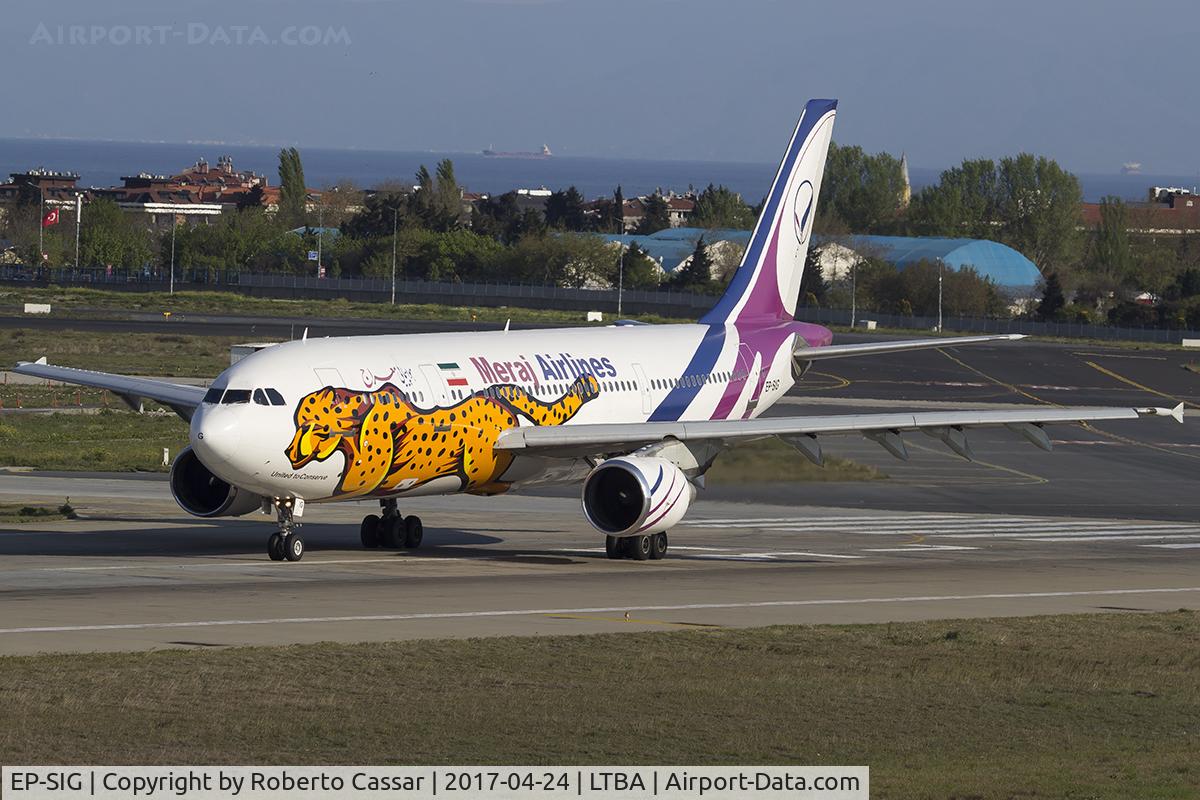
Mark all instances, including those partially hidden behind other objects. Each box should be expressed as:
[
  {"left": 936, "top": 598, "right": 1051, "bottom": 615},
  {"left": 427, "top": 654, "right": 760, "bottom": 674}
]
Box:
[{"left": 16, "top": 98, "right": 1183, "bottom": 563}]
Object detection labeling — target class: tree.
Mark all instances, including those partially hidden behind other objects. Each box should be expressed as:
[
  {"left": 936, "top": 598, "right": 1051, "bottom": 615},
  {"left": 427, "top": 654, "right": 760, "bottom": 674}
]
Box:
[
  {"left": 472, "top": 191, "right": 544, "bottom": 244},
  {"left": 343, "top": 190, "right": 410, "bottom": 239},
  {"left": 995, "top": 153, "right": 1083, "bottom": 277},
  {"left": 691, "top": 184, "right": 755, "bottom": 230},
  {"left": 1092, "top": 196, "right": 1132, "bottom": 282},
  {"left": 503, "top": 233, "right": 618, "bottom": 288},
  {"left": 1036, "top": 272, "right": 1066, "bottom": 321},
  {"left": 277, "top": 148, "right": 308, "bottom": 227},
  {"left": 610, "top": 185, "right": 625, "bottom": 233},
  {"left": 544, "top": 186, "right": 587, "bottom": 231},
  {"left": 798, "top": 246, "right": 829, "bottom": 305},
  {"left": 910, "top": 153, "right": 1083, "bottom": 278},
  {"left": 78, "top": 199, "right": 152, "bottom": 269},
  {"left": 619, "top": 241, "right": 661, "bottom": 290},
  {"left": 908, "top": 158, "right": 999, "bottom": 239},
  {"left": 432, "top": 159, "right": 462, "bottom": 231},
  {"left": 671, "top": 236, "right": 717, "bottom": 294},
  {"left": 634, "top": 194, "right": 670, "bottom": 235},
  {"left": 817, "top": 143, "right": 907, "bottom": 233}
]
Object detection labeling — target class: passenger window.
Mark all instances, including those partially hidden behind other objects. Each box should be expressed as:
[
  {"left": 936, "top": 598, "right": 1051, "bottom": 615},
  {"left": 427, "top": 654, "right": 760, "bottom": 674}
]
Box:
[
  {"left": 203, "top": 387, "right": 224, "bottom": 404},
  {"left": 221, "top": 389, "right": 251, "bottom": 404}
]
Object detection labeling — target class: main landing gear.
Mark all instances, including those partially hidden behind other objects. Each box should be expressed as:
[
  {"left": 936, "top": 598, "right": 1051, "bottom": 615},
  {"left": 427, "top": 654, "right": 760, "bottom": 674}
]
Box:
[
  {"left": 267, "top": 498, "right": 305, "bottom": 562},
  {"left": 360, "top": 499, "right": 424, "bottom": 551},
  {"left": 606, "top": 532, "right": 669, "bottom": 561}
]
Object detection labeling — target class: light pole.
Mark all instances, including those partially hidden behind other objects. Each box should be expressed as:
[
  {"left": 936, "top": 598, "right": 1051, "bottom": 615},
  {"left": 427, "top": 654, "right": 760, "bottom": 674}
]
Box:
[
  {"left": 390, "top": 205, "right": 398, "bottom": 305},
  {"left": 169, "top": 216, "right": 177, "bottom": 295},
  {"left": 937, "top": 260, "right": 943, "bottom": 332},
  {"left": 850, "top": 259, "right": 857, "bottom": 328},
  {"left": 37, "top": 186, "right": 44, "bottom": 268},
  {"left": 617, "top": 246, "right": 624, "bottom": 318},
  {"left": 73, "top": 193, "right": 82, "bottom": 271},
  {"left": 316, "top": 202, "right": 323, "bottom": 275}
]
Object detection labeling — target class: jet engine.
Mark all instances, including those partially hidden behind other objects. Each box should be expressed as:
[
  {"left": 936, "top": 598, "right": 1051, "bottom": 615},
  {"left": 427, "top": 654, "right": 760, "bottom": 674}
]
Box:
[
  {"left": 582, "top": 456, "right": 695, "bottom": 537},
  {"left": 169, "top": 446, "right": 262, "bottom": 518}
]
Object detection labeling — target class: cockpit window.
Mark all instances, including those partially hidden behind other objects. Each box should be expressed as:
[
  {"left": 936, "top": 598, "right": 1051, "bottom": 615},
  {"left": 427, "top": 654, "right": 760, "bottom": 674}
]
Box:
[
  {"left": 264, "top": 388, "right": 286, "bottom": 406},
  {"left": 252, "top": 389, "right": 270, "bottom": 406},
  {"left": 220, "top": 389, "right": 252, "bottom": 404},
  {"left": 203, "top": 387, "right": 224, "bottom": 404}
]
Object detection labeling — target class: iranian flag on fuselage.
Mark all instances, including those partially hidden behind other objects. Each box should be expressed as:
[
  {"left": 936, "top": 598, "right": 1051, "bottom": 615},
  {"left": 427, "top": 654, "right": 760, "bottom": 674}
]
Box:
[{"left": 438, "top": 362, "right": 469, "bottom": 387}]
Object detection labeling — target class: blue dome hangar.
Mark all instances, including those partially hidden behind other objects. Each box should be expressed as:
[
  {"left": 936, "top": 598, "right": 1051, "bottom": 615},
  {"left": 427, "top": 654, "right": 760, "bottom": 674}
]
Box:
[{"left": 815, "top": 235, "right": 1043, "bottom": 293}]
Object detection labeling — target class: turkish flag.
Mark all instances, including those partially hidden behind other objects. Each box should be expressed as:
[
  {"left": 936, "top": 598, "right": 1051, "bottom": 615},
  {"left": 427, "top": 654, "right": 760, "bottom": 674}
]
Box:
[{"left": 42, "top": 208, "right": 60, "bottom": 228}]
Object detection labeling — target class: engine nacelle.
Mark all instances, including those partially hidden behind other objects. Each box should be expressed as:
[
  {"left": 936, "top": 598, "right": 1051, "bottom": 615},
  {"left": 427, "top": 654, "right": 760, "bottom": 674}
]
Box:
[
  {"left": 169, "top": 446, "right": 262, "bottom": 518},
  {"left": 582, "top": 456, "right": 695, "bottom": 537}
]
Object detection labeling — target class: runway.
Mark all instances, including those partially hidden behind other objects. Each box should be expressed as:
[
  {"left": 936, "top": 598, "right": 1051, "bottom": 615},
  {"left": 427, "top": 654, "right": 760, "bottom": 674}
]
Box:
[
  {"left": 1, "top": 324, "right": 1198, "bottom": 655},
  {"left": 1, "top": 475, "right": 1198, "bottom": 655}
]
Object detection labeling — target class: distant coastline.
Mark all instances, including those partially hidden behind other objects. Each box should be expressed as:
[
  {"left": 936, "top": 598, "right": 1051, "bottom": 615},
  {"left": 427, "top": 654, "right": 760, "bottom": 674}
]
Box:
[{"left": 0, "top": 137, "right": 1191, "bottom": 205}]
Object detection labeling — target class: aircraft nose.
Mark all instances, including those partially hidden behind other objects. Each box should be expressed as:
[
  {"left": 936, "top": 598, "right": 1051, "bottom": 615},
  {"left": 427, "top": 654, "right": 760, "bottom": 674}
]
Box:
[{"left": 191, "top": 405, "right": 246, "bottom": 476}]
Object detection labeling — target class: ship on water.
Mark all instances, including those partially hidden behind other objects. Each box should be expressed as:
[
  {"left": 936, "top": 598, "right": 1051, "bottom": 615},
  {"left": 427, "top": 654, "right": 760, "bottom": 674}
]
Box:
[
  {"left": 482, "top": 144, "right": 552, "bottom": 159},
  {"left": 1121, "top": 162, "right": 1142, "bottom": 175}
]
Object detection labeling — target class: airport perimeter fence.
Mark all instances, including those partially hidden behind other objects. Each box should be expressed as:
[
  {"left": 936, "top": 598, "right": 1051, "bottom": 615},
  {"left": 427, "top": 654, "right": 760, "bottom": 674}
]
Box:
[{"left": 5, "top": 265, "right": 1200, "bottom": 344}]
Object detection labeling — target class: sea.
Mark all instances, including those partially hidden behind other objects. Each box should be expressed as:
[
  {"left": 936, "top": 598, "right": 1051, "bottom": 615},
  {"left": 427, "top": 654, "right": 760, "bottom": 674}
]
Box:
[{"left": 0, "top": 137, "right": 1194, "bottom": 205}]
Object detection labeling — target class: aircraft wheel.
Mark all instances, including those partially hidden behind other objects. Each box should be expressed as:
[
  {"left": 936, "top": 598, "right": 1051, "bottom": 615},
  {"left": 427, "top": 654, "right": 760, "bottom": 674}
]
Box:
[
  {"left": 284, "top": 534, "right": 305, "bottom": 562},
  {"left": 403, "top": 515, "right": 424, "bottom": 549},
  {"left": 627, "top": 534, "right": 652, "bottom": 561},
  {"left": 382, "top": 516, "right": 404, "bottom": 549},
  {"left": 267, "top": 532, "right": 285, "bottom": 561},
  {"left": 649, "top": 532, "right": 669, "bottom": 560},
  {"left": 605, "top": 536, "right": 623, "bottom": 559},
  {"left": 360, "top": 514, "right": 381, "bottom": 549}
]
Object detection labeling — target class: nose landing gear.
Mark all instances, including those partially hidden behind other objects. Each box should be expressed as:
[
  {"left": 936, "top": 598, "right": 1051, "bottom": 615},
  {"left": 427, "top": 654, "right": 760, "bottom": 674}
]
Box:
[
  {"left": 267, "top": 497, "right": 305, "bottom": 562},
  {"left": 361, "top": 499, "right": 423, "bottom": 551}
]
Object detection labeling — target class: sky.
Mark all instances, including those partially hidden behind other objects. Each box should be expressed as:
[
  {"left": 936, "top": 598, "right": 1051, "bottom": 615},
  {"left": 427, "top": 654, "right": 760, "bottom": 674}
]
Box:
[{"left": 2, "top": 0, "right": 1197, "bottom": 175}]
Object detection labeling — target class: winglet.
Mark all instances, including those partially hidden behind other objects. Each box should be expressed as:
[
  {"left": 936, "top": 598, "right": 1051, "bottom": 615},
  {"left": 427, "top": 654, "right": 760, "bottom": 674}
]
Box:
[
  {"left": 35, "top": 356, "right": 47, "bottom": 365},
  {"left": 1137, "top": 403, "right": 1185, "bottom": 423}
]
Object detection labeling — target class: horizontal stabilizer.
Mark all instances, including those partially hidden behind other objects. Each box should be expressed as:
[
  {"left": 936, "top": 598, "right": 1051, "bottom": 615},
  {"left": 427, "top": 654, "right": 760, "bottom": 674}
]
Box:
[{"left": 797, "top": 334, "right": 1024, "bottom": 361}]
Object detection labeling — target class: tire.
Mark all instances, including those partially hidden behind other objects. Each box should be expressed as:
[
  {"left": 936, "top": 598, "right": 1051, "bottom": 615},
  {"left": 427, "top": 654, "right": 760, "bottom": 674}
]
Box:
[
  {"left": 360, "top": 514, "right": 381, "bottom": 549},
  {"left": 284, "top": 534, "right": 305, "bottom": 562},
  {"left": 605, "top": 536, "right": 623, "bottom": 560},
  {"left": 628, "top": 534, "right": 652, "bottom": 561},
  {"left": 268, "top": 532, "right": 285, "bottom": 561},
  {"left": 403, "top": 515, "right": 424, "bottom": 549},
  {"left": 649, "top": 532, "right": 669, "bottom": 560},
  {"left": 382, "top": 516, "right": 403, "bottom": 549}
]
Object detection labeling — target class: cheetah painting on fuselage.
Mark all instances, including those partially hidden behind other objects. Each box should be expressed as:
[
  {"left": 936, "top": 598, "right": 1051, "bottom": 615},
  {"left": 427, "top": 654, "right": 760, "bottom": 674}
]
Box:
[{"left": 286, "top": 374, "right": 600, "bottom": 498}]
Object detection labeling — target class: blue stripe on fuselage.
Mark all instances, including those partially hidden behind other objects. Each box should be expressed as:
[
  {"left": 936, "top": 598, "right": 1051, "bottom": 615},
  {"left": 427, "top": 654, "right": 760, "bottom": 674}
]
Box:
[{"left": 648, "top": 324, "right": 726, "bottom": 421}]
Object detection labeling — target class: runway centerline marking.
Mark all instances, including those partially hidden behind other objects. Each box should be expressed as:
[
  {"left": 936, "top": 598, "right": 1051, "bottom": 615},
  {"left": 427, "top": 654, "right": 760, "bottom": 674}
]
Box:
[{"left": 3, "top": 587, "right": 1198, "bottom": 636}]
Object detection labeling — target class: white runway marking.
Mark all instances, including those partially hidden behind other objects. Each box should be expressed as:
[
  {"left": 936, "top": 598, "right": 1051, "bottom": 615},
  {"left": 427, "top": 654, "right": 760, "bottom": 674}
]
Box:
[
  {"left": 686, "top": 514, "right": 1200, "bottom": 548},
  {"left": 3, "top": 587, "right": 1198, "bottom": 636},
  {"left": 1142, "top": 543, "right": 1200, "bottom": 549}
]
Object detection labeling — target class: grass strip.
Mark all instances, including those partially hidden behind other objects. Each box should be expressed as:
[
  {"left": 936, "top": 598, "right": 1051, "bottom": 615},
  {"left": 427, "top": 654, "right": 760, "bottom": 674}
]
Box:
[{"left": 0, "top": 612, "right": 1196, "bottom": 797}]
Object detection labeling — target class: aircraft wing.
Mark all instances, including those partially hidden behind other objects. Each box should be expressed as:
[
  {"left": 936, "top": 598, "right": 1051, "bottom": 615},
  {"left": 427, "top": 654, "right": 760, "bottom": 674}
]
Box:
[
  {"left": 798, "top": 333, "right": 1024, "bottom": 360},
  {"left": 13, "top": 359, "right": 206, "bottom": 422},
  {"left": 495, "top": 404, "right": 1185, "bottom": 461}
]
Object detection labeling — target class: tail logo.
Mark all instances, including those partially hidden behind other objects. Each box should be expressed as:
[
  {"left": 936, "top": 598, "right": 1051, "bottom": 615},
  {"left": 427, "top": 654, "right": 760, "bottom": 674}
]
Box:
[{"left": 792, "top": 180, "right": 815, "bottom": 245}]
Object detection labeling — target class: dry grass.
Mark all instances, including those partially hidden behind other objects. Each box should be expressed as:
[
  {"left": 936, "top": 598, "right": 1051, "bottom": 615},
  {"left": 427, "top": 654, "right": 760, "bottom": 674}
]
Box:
[
  {"left": 1, "top": 286, "right": 689, "bottom": 326},
  {"left": 707, "top": 437, "right": 882, "bottom": 483},
  {"left": 0, "top": 328, "right": 238, "bottom": 377},
  {"left": 0, "top": 410, "right": 188, "bottom": 471},
  {"left": 1, "top": 613, "right": 1197, "bottom": 797}
]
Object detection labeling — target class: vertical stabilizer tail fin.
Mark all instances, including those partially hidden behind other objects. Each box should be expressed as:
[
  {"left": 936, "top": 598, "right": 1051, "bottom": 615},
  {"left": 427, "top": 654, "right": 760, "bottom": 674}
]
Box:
[{"left": 700, "top": 98, "right": 837, "bottom": 326}]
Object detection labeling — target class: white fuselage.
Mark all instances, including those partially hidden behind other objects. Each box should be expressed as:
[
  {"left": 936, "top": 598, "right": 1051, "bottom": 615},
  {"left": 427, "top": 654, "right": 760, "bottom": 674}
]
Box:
[{"left": 190, "top": 321, "right": 819, "bottom": 504}]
